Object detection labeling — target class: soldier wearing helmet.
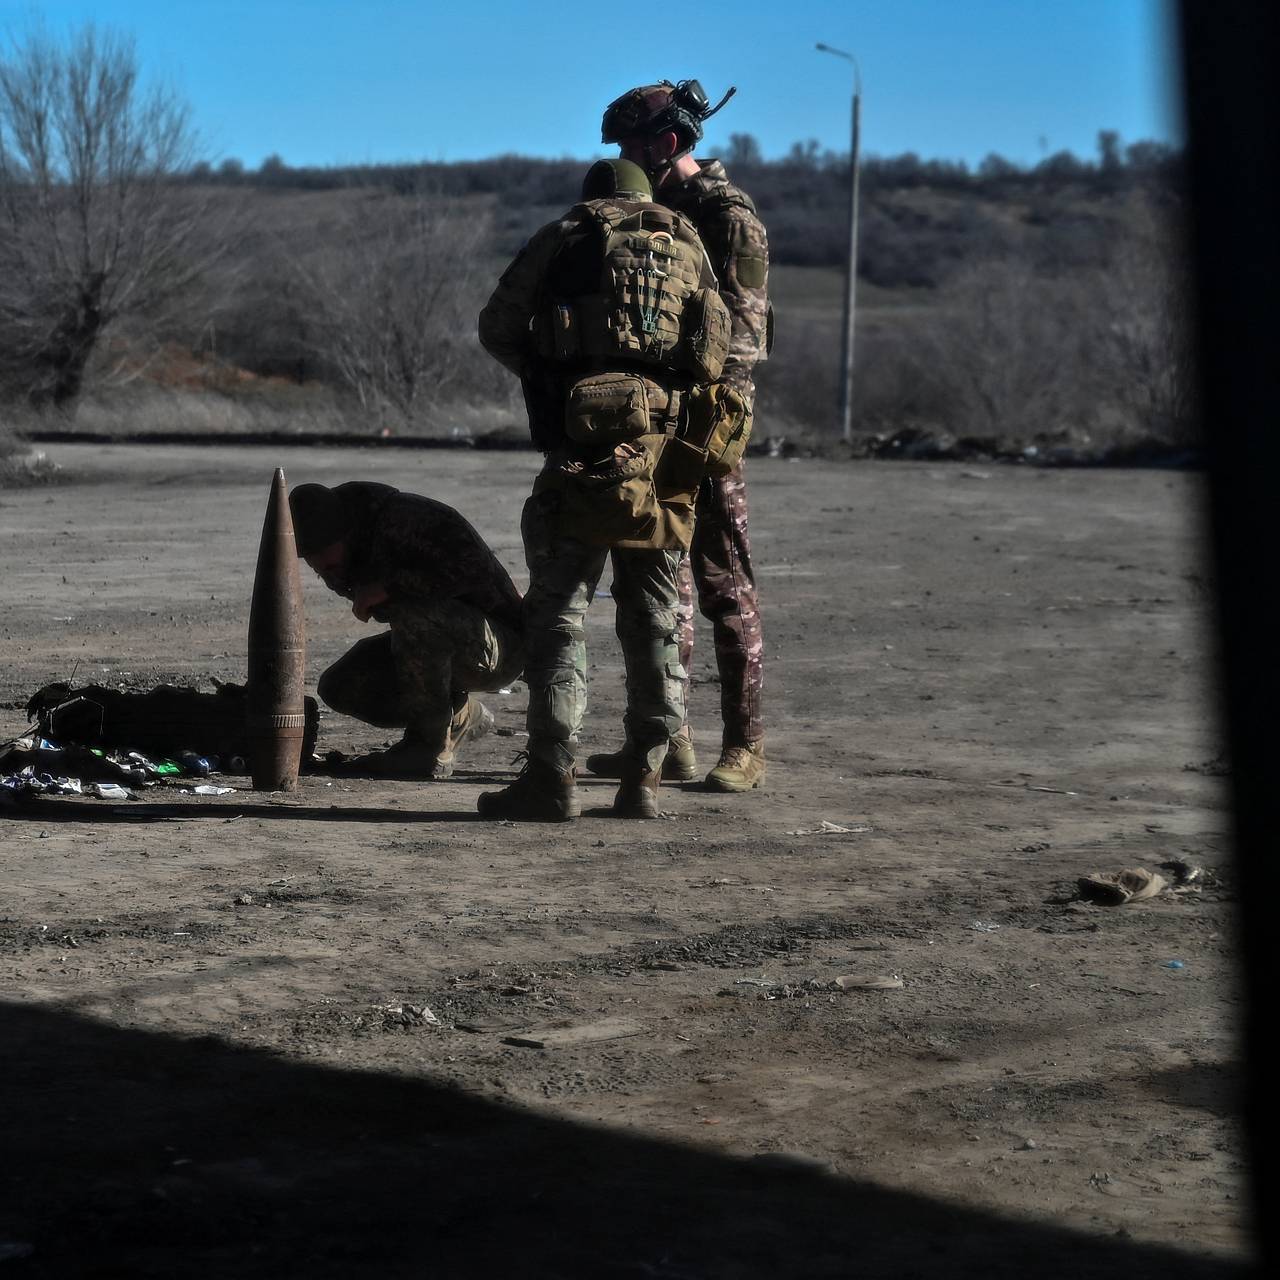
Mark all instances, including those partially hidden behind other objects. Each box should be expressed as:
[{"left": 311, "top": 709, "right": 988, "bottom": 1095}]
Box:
[
  {"left": 476, "top": 158, "right": 730, "bottom": 822},
  {"left": 589, "top": 79, "right": 771, "bottom": 794}
]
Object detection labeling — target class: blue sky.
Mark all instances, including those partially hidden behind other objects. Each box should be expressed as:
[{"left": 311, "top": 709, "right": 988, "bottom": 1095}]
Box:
[{"left": 3, "top": 0, "right": 1180, "bottom": 169}]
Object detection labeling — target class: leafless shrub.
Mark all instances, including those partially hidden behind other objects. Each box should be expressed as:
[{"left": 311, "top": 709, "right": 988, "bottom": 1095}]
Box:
[
  {"left": 0, "top": 23, "right": 225, "bottom": 410},
  {"left": 288, "top": 191, "right": 492, "bottom": 428},
  {"left": 914, "top": 258, "right": 1095, "bottom": 438},
  {"left": 1097, "top": 197, "right": 1196, "bottom": 445},
  {"left": 754, "top": 317, "right": 839, "bottom": 434}
]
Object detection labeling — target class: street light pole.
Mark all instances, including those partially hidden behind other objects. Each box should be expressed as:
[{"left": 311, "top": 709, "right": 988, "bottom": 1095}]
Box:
[{"left": 816, "top": 42, "right": 862, "bottom": 444}]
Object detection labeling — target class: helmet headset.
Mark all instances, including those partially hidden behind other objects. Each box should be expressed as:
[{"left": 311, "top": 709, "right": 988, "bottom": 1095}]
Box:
[{"left": 601, "top": 80, "right": 737, "bottom": 177}]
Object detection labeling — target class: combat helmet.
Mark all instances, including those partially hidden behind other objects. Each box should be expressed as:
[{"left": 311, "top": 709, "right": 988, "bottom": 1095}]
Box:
[
  {"left": 601, "top": 79, "right": 737, "bottom": 160},
  {"left": 580, "top": 158, "right": 652, "bottom": 202}
]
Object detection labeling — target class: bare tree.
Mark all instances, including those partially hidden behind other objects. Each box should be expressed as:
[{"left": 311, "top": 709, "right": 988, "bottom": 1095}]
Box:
[
  {"left": 918, "top": 258, "right": 1090, "bottom": 438},
  {"left": 0, "top": 23, "right": 212, "bottom": 408},
  {"left": 292, "top": 191, "right": 491, "bottom": 427},
  {"left": 1099, "top": 197, "right": 1196, "bottom": 444}
]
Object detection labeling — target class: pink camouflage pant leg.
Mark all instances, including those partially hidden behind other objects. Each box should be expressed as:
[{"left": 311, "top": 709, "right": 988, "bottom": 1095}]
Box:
[{"left": 680, "top": 460, "right": 764, "bottom": 747}]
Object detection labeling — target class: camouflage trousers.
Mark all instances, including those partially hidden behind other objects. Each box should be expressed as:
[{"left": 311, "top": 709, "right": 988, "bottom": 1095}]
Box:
[
  {"left": 317, "top": 599, "right": 524, "bottom": 756},
  {"left": 677, "top": 459, "right": 764, "bottom": 746},
  {"left": 521, "top": 492, "right": 685, "bottom": 774}
]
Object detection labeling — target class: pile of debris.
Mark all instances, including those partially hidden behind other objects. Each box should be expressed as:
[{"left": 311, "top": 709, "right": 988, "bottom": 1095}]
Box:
[{"left": 2, "top": 680, "right": 319, "bottom": 804}]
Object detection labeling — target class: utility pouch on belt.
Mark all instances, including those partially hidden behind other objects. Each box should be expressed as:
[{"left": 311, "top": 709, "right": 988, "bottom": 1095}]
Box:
[
  {"left": 537, "top": 441, "right": 659, "bottom": 546},
  {"left": 683, "top": 382, "right": 753, "bottom": 477},
  {"left": 564, "top": 372, "right": 650, "bottom": 444},
  {"left": 681, "top": 288, "right": 732, "bottom": 382}
]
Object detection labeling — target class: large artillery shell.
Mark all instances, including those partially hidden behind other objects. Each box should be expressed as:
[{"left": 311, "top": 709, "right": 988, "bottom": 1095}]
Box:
[{"left": 246, "top": 468, "right": 307, "bottom": 791}]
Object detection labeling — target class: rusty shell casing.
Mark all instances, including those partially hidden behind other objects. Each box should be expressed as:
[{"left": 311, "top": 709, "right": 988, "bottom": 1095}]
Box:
[{"left": 246, "top": 468, "right": 307, "bottom": 791}]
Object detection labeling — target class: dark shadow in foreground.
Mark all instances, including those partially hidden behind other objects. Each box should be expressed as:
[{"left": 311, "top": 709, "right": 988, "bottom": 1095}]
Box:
[{"left": 0, "top": 1002, "right": 1249, "bottom": 1278}]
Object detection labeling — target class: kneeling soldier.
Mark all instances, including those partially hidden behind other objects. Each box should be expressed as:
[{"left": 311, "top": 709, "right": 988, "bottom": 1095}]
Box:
[{"left": 290, "top": 481, "right": 524, "bottom": 778}]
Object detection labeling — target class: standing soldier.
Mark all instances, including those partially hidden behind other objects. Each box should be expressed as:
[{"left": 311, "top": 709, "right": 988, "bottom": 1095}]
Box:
[
  {"left": 588, "top": 79, "right": 772, "bottom": 793},
  {"left": 475, "top": 158, "right": 732, "bottom": 821}
]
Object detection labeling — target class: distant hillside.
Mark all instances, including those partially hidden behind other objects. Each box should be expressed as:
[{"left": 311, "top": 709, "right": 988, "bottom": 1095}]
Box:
[{"left": 4, "top": 142, "right": 1190, "bottom": 457}]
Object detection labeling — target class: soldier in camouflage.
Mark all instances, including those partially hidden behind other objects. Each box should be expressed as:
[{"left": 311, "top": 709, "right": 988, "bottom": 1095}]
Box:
[
  {"left": 474, "top": 158, "right": 722, "bottom": 822},
  {"left": 288, "top": 481, "right": 523, "bottom": 778},
  {"left": 588, "top": 79, "right": 771, "bottom": 793}
]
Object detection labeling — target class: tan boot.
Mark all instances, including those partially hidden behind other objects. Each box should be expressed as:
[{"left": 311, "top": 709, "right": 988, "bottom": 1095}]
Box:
[
  {"left": 433, "top": 699, "right": 495, "bottom": 778},
  {"left": 477, "top": 756, "right": 579, "bottom": 822},
  {"left": 586, "top": 728, "right": 697, "bottom": 782},
  {"left": 705, "top": 741, "right": 766, "bottom": 793},
  {"left": 613, "top": 761, "right": 662, "bottom": 819}
]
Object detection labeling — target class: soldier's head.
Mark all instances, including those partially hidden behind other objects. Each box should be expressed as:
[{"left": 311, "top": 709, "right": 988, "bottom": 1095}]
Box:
[
  {"left": 580, "top": 158, "right": 652, "bottom": 203},
  {"left": 289, "top": 483, "right": 350, "bottom": 586},
  {"left": 601, "top": 79, "right": 736, "bottom": 186}
]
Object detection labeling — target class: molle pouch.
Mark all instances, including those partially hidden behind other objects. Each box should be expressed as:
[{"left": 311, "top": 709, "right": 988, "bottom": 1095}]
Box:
[
  {"left": 564, "top": 372, "right": 651, "bottom": 445},
  {"left": 533, "top": 303, "right": 581, "bottom": 361},
  {"left": 552, "top": 441, "right": 659, "bottom": 545},
  {"left": 550, "top": 303, "right": 579, "bottom": 360},
  {"left": 654, "top": 433, "right": 709, "bottom": 502},
  {"left": 684, "top": 382, "right": 753, "bottom": 478},
  {"left": 680, "top": 287, "right": 731, "bottom": 382}
]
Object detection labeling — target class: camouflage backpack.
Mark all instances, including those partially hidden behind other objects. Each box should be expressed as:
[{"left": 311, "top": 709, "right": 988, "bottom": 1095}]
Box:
[{"left": 535, "top": 198, "right": 731, "bottom": 383}]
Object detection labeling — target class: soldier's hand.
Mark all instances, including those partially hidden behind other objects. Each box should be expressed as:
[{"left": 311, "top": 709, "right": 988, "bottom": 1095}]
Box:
[{"left": 352, "top": 583, "right": 390, "bottom": 623}]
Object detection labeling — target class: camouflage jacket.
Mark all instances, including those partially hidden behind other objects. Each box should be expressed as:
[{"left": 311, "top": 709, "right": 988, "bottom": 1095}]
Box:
[
  {"left": 659, "top": 160, "right": 770, "bottom": 397},
  {"left": 323, "top": 482, "right": 522, "bottom": 631},
  {"left": 478, "top": 216, "right": 579, "bottom": 384}
]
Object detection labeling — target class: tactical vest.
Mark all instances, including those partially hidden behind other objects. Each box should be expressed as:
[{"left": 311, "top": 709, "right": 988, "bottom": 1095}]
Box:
[{"left": 534, "top": 198, "right": 730, "bottom": 384}]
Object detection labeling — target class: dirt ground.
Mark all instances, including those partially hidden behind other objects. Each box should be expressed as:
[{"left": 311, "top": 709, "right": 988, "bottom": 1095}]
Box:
[{"left": 0, "top": 444, "right": 1249, "bottom": 1277}]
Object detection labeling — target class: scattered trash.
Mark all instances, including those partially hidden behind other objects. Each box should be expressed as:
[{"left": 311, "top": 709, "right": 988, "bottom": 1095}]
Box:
[
  {"left": 1019, "top": 1138, "right": 1039, "bottom": 1151},
  {"left": 1160, "top": 858, "right": 1218, "bottom": 891},
  {"left": 181, "top": 784, "right": 236, "bottom": 796},
  {"left": 381, "top": 1003, "right": 440, "bottom": 1029},
  {"left": 24, "top": 680, "right": 319, "bottom": 767},
  {"left": 501, "top": 1034, "right": 546, "bottom": 1049},
  {"left": 1163, "top": 959, "right": 1186, "bottom": 970},
  {"left": 970, "top": 920, "right": 1002, "bottom": 932},
  {"left": 86, "top": 781, "right": 132, "bottom": 800},
  {"left": 735, "top": 978, "right": 775, "bottom": 987},
  {"left": 785, "top": 820, "right": 871, "bottom": 836},
  {"left": 1077, "top": 867, "right": 1168, "bottom": 905},
  {"left": 834, "top": 974, "right": 904, "bottom": 991},
  {"left": 1, "top": 767, "right": 82, "bottom": 797},
  {"left": 1026, "top": 785, "right": 1078, "bottom": 796},
  {"left": 233, "top": 893, "right": 255, "bottom": 906}
]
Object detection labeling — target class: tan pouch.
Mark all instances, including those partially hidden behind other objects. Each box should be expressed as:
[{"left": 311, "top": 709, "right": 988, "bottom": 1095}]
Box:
[
  {"left": 681, "top": 288, "right": 731, "bottom": 382},
  {"left": 683, "top": 382, "right": 752, "bottom": 478},
  {"left": 654, "top": 433, "right": 708, "bottom": 502},
  {"left": 564, "top": 372, "right": 650, "bottom": 445},
  {"left": 544, "top": 441, "right": 659, "bottom": 546}
]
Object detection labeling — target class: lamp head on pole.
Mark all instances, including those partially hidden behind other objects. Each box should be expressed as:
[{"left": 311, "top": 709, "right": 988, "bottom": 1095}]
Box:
[{"left": 816, "top": 41, "right": 862, "bottom": 97}]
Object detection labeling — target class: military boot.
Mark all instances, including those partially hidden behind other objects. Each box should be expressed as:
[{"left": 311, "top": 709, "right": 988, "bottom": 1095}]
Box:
[
  {"left": 477, "top": 756, "right": 579, "bottom": 822},
  {"left": 329, "top": 726, "right": 444, "bottom": 780},
  {"left": 612, "top": 761, "right": 662, "bottom": 819},
  {"left": 586, "top": 728, "right": 697, "bottom": 782},
  {"left": 705, "top": 740, "right": 766, "bottom": 793},
  {"left": 432, "top": 698, "right": 495, "bottom": 779}
]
